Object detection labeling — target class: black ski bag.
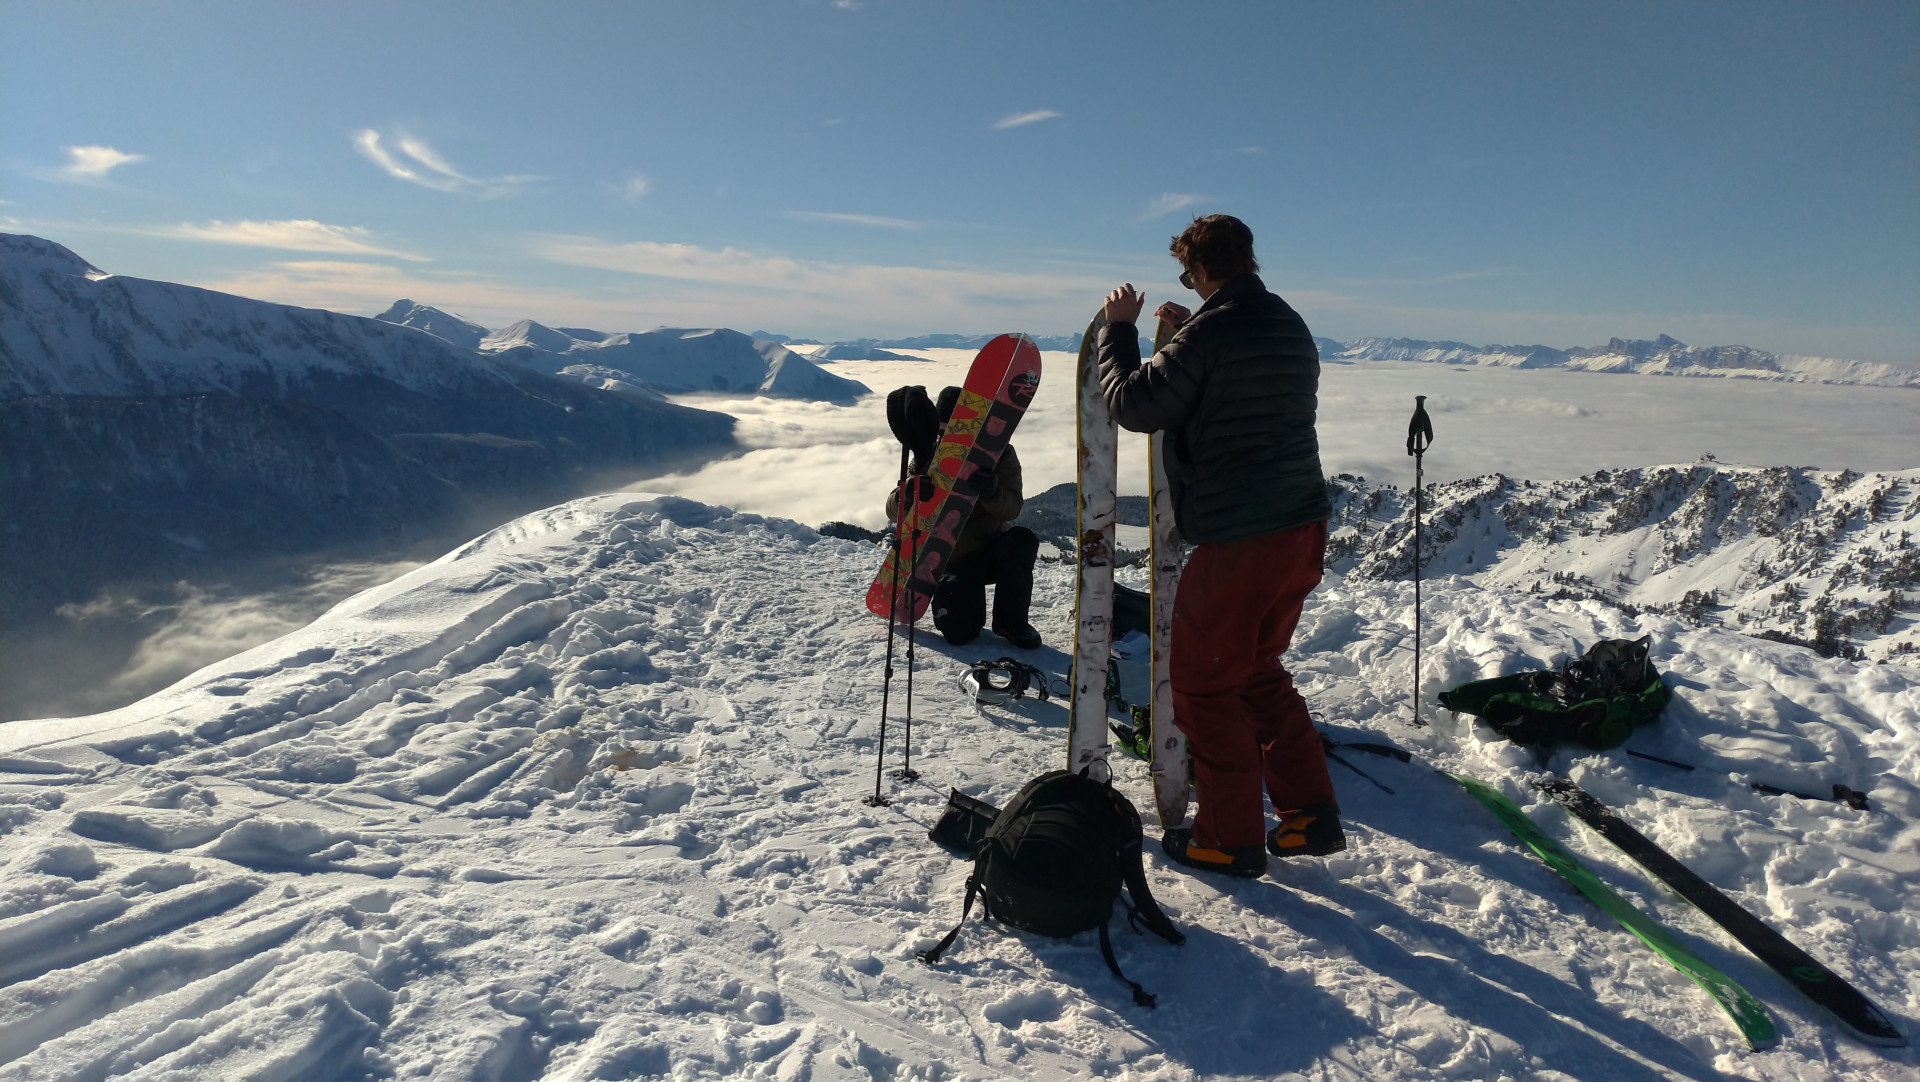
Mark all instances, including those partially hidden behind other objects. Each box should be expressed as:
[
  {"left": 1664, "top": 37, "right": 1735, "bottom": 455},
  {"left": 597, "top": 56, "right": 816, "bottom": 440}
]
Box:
[{"left": 918, "top": 768, "right": 1184, "bottom": 1007}]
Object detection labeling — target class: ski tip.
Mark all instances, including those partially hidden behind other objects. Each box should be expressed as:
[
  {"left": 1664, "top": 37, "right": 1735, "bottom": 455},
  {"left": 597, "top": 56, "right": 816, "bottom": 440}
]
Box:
[{"left": 1829, "top": 1003, "right": 1910, "bottom": 1047}]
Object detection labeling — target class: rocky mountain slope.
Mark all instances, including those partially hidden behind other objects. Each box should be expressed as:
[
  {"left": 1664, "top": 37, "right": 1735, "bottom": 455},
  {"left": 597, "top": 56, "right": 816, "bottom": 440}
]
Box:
[
  {"left": 1019, "top": 464, "right": 1917, "bottom": 662},
  {"left": 1324, "top": 461, "right": 1919, "bottom": 661},
  {"left": 0, "top": 235, "right": 738, "bottom": 626}
]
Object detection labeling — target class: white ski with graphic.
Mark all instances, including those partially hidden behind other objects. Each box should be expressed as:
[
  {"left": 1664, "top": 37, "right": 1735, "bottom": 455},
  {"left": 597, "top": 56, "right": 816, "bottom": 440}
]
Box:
[
  {"left": 1068, "top": 310, "right": 1117, "bottom": 775},
  {"left": 1145, "top": 320, "right": 1189, "bottom": 825}
]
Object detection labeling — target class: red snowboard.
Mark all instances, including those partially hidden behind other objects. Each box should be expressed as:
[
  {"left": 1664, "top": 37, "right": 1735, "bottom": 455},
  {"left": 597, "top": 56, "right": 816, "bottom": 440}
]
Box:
[{"left": 865, "top": 334, "right": 1043, "bottom": 623}]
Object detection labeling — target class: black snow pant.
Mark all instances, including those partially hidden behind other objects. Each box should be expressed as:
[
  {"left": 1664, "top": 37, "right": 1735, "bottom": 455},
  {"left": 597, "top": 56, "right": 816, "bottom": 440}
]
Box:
[{"left": 931, "top": 527, "right": 1039, "bottom": 646}]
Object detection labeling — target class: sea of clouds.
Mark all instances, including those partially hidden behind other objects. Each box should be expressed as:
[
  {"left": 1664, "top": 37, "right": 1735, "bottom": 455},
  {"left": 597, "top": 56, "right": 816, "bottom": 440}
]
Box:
[{"left": 633, "top": 351, "right": 1919, "bottom": 530}]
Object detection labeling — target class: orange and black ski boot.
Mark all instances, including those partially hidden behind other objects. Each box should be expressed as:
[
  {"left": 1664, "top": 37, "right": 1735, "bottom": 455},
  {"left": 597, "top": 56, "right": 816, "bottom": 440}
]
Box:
[
  {"left": 1267, "top": 802, "right": 1347, "bottom": 858},
  {"left": 1160, "top": 827, "right": 1266, "bottom": 878}
]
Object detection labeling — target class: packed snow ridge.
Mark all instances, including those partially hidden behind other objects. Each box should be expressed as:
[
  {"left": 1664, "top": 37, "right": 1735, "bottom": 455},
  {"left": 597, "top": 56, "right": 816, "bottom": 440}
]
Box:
[{"left": 0, "top": 488, "right": 1913, "bottom": 1080}]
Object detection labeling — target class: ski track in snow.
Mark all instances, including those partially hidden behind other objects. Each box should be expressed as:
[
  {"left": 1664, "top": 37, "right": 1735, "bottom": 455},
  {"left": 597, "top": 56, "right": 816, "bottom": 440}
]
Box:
[{"left": 0, "top": 494, "right": 1915, "bottom": 1081}]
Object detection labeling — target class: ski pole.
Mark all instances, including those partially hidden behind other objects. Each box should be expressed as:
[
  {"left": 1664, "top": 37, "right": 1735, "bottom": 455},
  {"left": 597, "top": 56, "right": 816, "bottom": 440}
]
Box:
[
  {"left": 1626, "top": 749, "right": 1696, "bottom": 771},
  {"left": 865, "top": 451, "right": 910, "bottom": 808},
  {"left": 1751, "top": 780, "right": 1870, "bottom": 811},
  {"left": 1405, "top": 395, "right": 1433, "bottom": 727},
  {"left": 1326, "top": 749, "right": 1396, "bottom": 795},
  {"left": 897, "top": 489, "right": 922, "bottom": 783}
]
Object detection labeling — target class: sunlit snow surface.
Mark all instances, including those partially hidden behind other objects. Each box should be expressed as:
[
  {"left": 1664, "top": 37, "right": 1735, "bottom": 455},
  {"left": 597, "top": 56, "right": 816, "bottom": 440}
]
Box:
[{"left": 1, "top": 493, "right": 1914, "bottom": 1080}]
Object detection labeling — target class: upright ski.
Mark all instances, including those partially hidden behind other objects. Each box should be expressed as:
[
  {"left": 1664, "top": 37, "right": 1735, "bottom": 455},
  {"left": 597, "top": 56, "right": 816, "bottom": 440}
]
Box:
[
  {"left": 1447, "top": 772, "right": 1777, "bottom": 1050},
  {"left": 1539, "top": 777, "right": 1906, "bottom": 1047},
  {"left": 866, "top": 334, "right": 1042, "bottom": 623},
  {"left": 1069, "top": 310, "right": 1118, "bottom": 775},
  {"left": 1145, "top": 318, "right": 1189, "bottom": 827}
]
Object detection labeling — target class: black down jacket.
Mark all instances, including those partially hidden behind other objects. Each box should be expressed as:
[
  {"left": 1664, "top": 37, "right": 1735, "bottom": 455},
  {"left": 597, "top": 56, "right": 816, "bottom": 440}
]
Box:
[{"left": 1098, "top": 274, "right": 1330, "bottom": 544}]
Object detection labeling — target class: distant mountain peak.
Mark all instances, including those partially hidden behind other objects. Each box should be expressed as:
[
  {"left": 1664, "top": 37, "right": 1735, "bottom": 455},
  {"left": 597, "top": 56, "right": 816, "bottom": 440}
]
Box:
[
  {"left": 479, "top": 321, "right": 869, "bottom": 404},
  {"left": 1, "top": 232, "right": 110, "bottom": 282},
  {"left": 481, "top": 319, "right": 580, "bottom": 355},
  {"left": 373, "top": 299, "right": 491, "bottom": 351}
]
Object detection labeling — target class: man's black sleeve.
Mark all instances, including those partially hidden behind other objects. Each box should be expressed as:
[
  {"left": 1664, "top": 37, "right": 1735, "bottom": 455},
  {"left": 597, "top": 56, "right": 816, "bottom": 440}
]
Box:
[{"left": 1097, "top": 320, "right": 1203, "bottom": 434}]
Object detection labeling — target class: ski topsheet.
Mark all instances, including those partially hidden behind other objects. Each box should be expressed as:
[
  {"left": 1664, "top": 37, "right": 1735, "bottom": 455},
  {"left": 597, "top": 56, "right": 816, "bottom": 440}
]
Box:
[
  {"left": 1539, "top": 777, "right": 1906, "bottom": 1047},
  {"left": 1447, "top": 772, "right": 1778, "bottom": 1051},
  {"left": 1069, "top": 310, "right": 1117, "bottom": 775},
  {"left": 1145, "top": 318, "right": 1189, "bottom": 827},
  {"left": 865, "top": 334, "right": 1041, "bottom": 623}
]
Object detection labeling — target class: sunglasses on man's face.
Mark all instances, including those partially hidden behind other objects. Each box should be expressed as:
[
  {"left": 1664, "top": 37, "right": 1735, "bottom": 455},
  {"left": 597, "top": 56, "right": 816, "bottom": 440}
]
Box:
[{"left": 1179, "top": 269, "right": 1194, "bottom": 290}]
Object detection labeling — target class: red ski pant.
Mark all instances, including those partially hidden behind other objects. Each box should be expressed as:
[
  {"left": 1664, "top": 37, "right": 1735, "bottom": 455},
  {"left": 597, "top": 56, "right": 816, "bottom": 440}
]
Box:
[{"left": 1172, "top": 520, "right": 1334, "bottom": 849}]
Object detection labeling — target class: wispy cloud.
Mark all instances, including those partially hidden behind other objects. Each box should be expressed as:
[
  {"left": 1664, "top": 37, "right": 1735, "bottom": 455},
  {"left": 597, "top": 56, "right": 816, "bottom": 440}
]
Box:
[
  {"left": 622, "top": 173, "right": 651, "bottom": 200},
  {"left": 192, "top": 260, "right": 588, "bottom": 326},
  {"left": 1141, "top": 193, "right": 1205, "bottom": 220},
  {"left": 153, "top": 219, "right": 430, "bottom": 261},
  {"left": 993, "top": 110, "right": 1061, "bottom": 130},
  {"left": 786, "top": 210, "right": 919, "bottom": 230},
  {"left": 524, "top": 233, "right": 1124, "bottom": 333},
  {"left": 57, "top": 145, "right": 145, "bottom": 182},
  {"left": 1227, "top": 145, "right": 1266, "bottom": 155},
  {"left": 352, "top": 129, "right": 535, "bottom": 197}
]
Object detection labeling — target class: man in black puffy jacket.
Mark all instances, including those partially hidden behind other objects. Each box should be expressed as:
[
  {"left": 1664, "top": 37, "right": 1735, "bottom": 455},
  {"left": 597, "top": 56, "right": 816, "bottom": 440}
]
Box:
[{"left": 1098, "top": 214, "right": 1340, "bottom": 878}]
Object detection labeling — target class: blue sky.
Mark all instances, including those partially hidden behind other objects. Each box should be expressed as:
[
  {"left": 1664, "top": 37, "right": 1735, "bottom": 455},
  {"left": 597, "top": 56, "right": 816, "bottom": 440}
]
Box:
[{"left": 4, "top": 1, "right": 1915, "bottom": 361}]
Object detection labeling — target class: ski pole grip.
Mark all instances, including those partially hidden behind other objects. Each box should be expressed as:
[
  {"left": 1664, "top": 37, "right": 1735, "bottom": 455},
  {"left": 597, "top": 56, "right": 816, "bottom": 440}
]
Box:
[{"left": 1406, "top": 395, "right": 1433, "bottom": 457}]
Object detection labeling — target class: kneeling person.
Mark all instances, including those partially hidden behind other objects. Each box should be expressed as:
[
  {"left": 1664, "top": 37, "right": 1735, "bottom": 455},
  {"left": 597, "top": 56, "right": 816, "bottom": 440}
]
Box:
[{"left": 884, "top": 385, "right": 1042, "bottom": 650}]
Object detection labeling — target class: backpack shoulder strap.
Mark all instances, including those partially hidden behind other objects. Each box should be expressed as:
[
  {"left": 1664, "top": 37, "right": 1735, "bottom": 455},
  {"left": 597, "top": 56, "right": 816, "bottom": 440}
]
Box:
[
  {"left": 1118, "top": 838, "right": 1185, "bottom": 945},
  {"left": 1097, "top": 918, "right": 1158, "bottom": 1008},
  {"left": 1105, "top": 786, "right": 1185, "bottom": 946},
  {"left": 917, "top": 873, "right": 980, "bottom": 966}
]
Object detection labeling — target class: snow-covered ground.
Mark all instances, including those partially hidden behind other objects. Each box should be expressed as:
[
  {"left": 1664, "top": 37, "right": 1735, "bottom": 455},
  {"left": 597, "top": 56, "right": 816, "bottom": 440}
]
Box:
[{"left": 2, "top": 493, "right": 1913, "bottom": 1080}]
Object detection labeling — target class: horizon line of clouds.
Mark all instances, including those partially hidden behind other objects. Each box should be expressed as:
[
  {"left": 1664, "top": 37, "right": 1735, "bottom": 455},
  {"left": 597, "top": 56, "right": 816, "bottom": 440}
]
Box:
[
  {"left": 353, "top": 129, "right": 538, "bottom": 198},
  {"left": 993, "top": 109, "right": 1061, "bottom": 130},
  {"left": 150, "top": 219, "right": 431, "bottom": 262}
]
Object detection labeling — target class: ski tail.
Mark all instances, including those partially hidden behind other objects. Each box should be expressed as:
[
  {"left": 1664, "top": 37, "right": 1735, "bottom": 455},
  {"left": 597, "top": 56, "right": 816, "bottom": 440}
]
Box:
[
  {"left": 1539, "top": 777, "right": 1906, "bottom": 1048},
  {"left": 1447, "top": 772, "right": 1778, "bottom": 1050}
]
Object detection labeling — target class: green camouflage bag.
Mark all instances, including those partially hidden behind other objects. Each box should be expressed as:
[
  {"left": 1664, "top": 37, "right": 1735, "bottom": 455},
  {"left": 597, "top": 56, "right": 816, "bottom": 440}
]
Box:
[{"left": 1438, "top": 635, "right": 1671, "bottom": 750}]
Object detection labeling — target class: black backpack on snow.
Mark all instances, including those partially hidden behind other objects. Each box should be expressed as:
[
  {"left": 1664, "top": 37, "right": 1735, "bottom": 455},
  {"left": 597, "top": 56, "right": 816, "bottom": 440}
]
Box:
[
  {"left": 1437, "top": 635, "right": 1672, "bottom": 750},
  {"left": 919, "top": 769, "right": 1185, "bottom": 1007}
]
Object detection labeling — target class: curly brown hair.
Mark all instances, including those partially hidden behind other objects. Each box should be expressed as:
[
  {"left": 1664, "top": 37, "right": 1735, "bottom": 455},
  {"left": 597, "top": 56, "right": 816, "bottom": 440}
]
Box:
[{"left": 1169, "top": 214, "right": 1259, "bottom": 280}]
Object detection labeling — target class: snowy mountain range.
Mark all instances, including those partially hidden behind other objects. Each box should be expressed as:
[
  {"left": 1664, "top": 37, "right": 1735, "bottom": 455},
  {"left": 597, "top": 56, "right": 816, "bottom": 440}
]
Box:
[
  {"left": 1318, "top": 334, "right": 1920, "bottom": 388},
  {"left": 814, "top": 330, "right": 1915, "bottom": 388},
  {"left": 480, "top": 321, "right": 868, "bottom": 404},
  {"left": 0, "top": 235, "right": 739, "bottom": 628},
  {"left": 372, "top": 303, "right": 869, "bottom": 404},
  {"left": 0, "top": 490, "right": 1910, "bottom": 1079}
]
